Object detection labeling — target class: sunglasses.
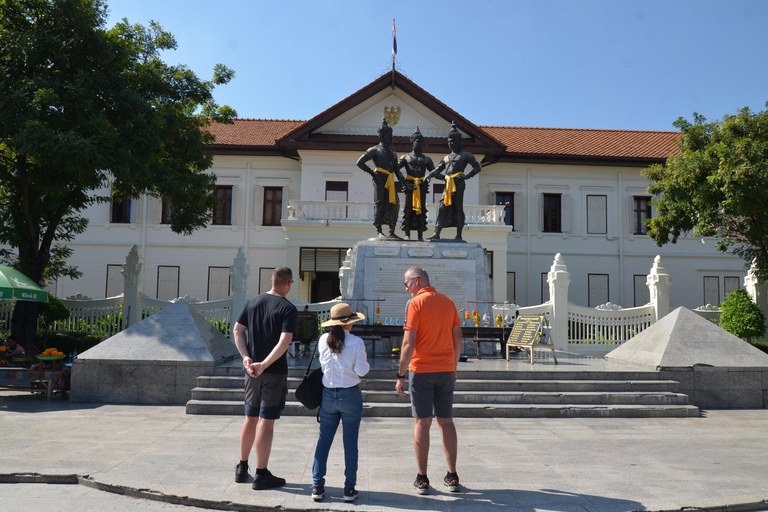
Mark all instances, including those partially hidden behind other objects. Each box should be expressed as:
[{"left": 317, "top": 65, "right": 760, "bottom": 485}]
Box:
[{"left": 404, "top": 276, "right": 418, "bottom": 288}]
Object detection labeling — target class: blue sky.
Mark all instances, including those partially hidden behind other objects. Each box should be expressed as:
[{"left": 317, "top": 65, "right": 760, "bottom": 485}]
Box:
[{"left": 104, "top": 0, "right": 768, "bottom": 132}]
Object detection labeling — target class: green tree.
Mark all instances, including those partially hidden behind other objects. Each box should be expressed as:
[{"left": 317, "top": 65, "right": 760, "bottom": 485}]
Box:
[
  {"left": 0, "top": 0, "right": 236, "bottom": 343},
  {"left": 718, "top": 288, "right": 766, "bottom": 343},
  {"left": 643, "top": 104, "right": 768, "bottom": 281}
]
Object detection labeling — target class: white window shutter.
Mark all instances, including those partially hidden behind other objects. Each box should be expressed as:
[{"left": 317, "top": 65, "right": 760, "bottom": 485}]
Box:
[
  {"left": 230, "top": 185, "right": 238, "bottom": 225},
  {"left": 561, "top": 194, "right": 571, "bottom": 233},
  {"left": 253, "top": 184, "right": 264, "bottom": 225},
  {"left": 538, "top": 193, "right": 544, "bottom": 232},
  {"left": 151, "top": 197, "right": 162, "bottom": 224},
  {"left": 129, "top": 199, "right": 137, "bottom": 223},
  {"left": 513, "top": 193, "right": 523, "bottom": 232}
]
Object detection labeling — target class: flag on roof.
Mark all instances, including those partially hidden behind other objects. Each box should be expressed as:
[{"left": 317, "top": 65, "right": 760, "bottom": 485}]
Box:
[{"left": 392, "top": 19, "right": 397, "bottom": 59}]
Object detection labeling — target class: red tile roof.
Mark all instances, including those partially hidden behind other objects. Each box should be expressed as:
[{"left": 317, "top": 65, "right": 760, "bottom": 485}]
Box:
[
  {"left": 206, "top": 119, "right": 681, "bottom": 163},
  {"left": 480, "top": 126, "right": 680, "bottom": 161},
  {"left": 206, "top": 119, "right": 304, "bottom": 147}
]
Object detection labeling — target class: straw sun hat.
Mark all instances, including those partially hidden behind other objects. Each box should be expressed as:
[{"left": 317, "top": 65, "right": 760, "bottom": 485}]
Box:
[{"left": 321, "top": 303, "right": 365, "bottom": 327}]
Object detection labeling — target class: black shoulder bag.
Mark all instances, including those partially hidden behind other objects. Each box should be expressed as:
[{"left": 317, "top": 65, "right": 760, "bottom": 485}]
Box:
[{"left": 295, "top": 341, "right": 324, "bottom": 410}]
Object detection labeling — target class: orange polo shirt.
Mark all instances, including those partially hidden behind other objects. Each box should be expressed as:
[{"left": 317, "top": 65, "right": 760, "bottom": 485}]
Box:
[{"left": 403, "top": 287, "right": 460, "bottom": 373}]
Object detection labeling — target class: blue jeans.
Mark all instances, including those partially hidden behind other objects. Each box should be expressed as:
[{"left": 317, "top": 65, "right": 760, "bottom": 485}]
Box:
[{"left": 312, "top": 385, "right": 363, "bottom": 488}]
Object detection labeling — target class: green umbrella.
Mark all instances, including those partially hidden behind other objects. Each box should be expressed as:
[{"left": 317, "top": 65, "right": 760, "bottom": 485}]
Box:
[{"left": 0, "top": 264, "right": 49, "bottom": 302}]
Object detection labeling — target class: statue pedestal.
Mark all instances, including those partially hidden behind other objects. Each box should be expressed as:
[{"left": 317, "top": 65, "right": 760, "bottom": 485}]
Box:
[{"left": 340, "top": 239, "right": 492, "bottom": 324}]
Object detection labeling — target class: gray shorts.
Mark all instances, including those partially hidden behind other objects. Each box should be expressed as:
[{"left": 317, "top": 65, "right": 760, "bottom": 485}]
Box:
[
  {"left": 244, "top": 373, "right": 287, "bottom": 419},
  {"left": 409, "top": 371, "right": 455, "bottom": 419}
]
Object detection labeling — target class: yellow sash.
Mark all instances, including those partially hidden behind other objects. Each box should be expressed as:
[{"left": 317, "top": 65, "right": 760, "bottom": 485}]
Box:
[
  {"left": 375, "top": 167, "right": 397, "bottom": 204},
  {"left": 443, "top": 172, "right": 464, "bottom": 206},
  {"left": 406, "top": 176, "right": 423, "bottom": 214}
]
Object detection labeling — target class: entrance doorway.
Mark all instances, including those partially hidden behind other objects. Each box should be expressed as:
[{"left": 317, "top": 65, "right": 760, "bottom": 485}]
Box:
[{"left": 311, "top": 271, "right": 340, "bottom": 303}]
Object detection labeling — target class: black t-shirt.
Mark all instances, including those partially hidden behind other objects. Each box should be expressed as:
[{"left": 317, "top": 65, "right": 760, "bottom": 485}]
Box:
[{"left": 236, "top": 293, "right": 297, "bottom": 375}]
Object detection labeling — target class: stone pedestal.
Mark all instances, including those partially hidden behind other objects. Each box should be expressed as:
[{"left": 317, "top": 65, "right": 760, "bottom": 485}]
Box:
[{"left": 341, "top": 239, "right": 492, "bottom": 324}]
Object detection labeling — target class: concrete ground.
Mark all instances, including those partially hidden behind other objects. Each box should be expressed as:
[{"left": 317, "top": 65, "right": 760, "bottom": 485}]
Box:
[{"left": 2, "top": 353, "right": 768, "bottom": 512}]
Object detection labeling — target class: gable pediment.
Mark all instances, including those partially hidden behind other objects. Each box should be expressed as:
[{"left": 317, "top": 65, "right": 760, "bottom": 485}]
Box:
[
  {"left": 314, "top": 88, "right": 467, "bottom": 140},
  {"left": 277, "top": 71, "right": 505, "bottom": 156}
]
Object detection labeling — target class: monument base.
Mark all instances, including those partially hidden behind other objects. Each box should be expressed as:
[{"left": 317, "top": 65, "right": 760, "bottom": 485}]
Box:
[{"left": 340, "top": 239, "right": 492, "bottom": 324}]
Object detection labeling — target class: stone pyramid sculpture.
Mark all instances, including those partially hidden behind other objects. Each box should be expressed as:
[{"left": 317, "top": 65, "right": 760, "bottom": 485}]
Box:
[
  {"left": 605, "top": 306, "right": 768, "bottom": 369},
  {"left": 71, "top": 300, "right": 239, "bottom": 404}
]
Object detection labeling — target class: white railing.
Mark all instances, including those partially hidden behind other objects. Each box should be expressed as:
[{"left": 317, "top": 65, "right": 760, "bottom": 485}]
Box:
[
  {"left": 566, "top": 302, "right": 654, "bottom": 351},
  {"left": 0, "top": 300, "right": 15, "bottom": 333},
  {"left": 190, "top": 297, "right": 232, "bottom": 337},
  {"left": 56, "top": 295, "right": 125, "bottom": 338},
  {"left": 287, "top": 200, "right": 506, "bottom": 225}
]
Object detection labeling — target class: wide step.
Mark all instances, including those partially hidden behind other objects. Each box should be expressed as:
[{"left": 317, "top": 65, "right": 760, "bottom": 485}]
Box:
[{"left": 186, "top": 367, "right": 699, "bottom": 418}]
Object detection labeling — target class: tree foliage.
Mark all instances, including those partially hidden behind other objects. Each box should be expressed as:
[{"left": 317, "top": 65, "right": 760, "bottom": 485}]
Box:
[
  {"left": 643, "top": 103, "right": 768, "bottom": 281},
  {"left": 0, "top": 0, "right": 236, "bottom": 341},
  {"left": 718, "top": 288, "right": 766, "bottom": 343}
]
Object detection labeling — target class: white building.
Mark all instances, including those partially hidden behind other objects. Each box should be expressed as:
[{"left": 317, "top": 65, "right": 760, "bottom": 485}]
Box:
[{"left": 54, "top": 71, "right": 745, "bottom": 309}]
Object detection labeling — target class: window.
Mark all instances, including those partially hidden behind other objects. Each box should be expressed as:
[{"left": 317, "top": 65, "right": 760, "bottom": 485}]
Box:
[
  {"left": 263, "top": 187, "right": 282, "bottom": 226},
  {"left": 213, "top": 185, "right": 233, "bottom": 225},
  {"left": 325, "top": 181, "right": 348, "bottom": 202},
  {"left": 506, "top": 272, "right": 515, "bottom": 303},
  {"left": 703, "top": 276, "right": 719, "bottom": 306},
  {"left": 634, "top": 274, "right": 650, "bottom": 307},
  {"left": 300, "top": 248, "right": 347, "bottom": 272},
  {"left": 207, "top": 267, "right": 231, "bottom": 301},
  {"left": 586, "top": 195, "right": 607, "bottom": 234},
  {"left": 157, "top": 266, "right": 180, "bottom": 300},
  {"left": 161, "top": 199, "right": 173, "bottom": 225},
  {"left": 258, "top": 268, "right": 274, "bottom": 294},
  {"left": 588, "top": 274, "right": 609, "bottom": 307},
  {"left": 633, "top": 196, "right": 652, "bottom": 235},
  {"left": 106, "top": 264, "right": 123, "bottom": 298},
  {"left": 724, "top": 277, "right": 740, "bottom": 298},
  {"left": 495, "top": 192, "right": 514, "bottom": 227},
  {"left": 542, "top": 193, "right": 561, "bottom": 233},
  {"left": 432, "top": 183, "right": 445, "bottom": 204},
  {"left": 111, "top": 194, "right": 132, "bottom": 223}
]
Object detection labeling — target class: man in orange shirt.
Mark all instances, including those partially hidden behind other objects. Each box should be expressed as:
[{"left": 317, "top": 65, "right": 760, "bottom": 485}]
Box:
[{"left": 396, "top": 266, "right": 463, "bottom": 495}]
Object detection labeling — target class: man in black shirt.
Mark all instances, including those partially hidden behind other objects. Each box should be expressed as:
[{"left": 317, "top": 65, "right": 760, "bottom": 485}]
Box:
[{"left": 233, "top": 267, "right": 297, "bottom": 490}]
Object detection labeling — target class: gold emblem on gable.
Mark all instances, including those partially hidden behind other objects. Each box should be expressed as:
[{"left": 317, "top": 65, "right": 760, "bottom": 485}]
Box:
[{"left": 384, "top": 106, "right": 401, "bottom": 127}]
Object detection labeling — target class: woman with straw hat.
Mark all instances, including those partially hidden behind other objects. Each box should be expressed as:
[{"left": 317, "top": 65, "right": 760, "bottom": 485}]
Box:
[{"left": 311, "top": 303, "right": 370, "bottom": 503}]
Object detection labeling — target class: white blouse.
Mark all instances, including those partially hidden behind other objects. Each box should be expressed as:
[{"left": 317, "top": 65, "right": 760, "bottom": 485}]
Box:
[{"left": 318, "top": 330, "right": 370, "bottom": 388}]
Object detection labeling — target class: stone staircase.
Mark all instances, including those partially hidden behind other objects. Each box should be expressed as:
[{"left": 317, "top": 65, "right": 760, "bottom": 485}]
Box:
[{"left": 185, "top": 367, "right": 699, "bottom": 418}]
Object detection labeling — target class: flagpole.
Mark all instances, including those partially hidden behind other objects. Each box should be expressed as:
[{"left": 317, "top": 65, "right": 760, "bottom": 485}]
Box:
[{"left": 391, "top": 18, "right": 396, "bottom": 89}]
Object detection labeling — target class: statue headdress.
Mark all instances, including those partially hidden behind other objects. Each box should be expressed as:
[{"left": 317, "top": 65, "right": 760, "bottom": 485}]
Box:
[
  {"left": 378, "top": 117, "right": 393, "bottom": 136},
  {"left": 410, "top": 125, "right": 423, "bottom": 143},
  {"left": 447, "top": 121, "right": 461, "bottom": 141}
]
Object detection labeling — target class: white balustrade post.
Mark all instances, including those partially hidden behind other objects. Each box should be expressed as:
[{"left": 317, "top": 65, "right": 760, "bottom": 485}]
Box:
[
  {"left": 122, "top": 244, "right": 144, "bottom": 328},
  {"left": 230, "top": 246, "right": 250, "bottom": 330},
  {"left": 339, "top": 248, "right": 352, "bottom": 299},
  {"left": 646, "top": 255, "right": 672, "bottom": 323},
  {"left": 744, "top": 258, "right": 768, "bottom": 328},
  {"left": 547, "top": 253, "right": 570, "bottom": 351}
]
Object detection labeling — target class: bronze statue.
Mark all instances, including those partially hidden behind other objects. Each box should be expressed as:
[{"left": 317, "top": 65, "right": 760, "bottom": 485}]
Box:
[
  {"left": 357, "top": 117, "right": 405, "bottom": 238},
  {"left": 397, "top": 126, "right": 434, "bottom": 241},
  {"left": 426, "top": 122, "right": 482, "bottom": 241}
]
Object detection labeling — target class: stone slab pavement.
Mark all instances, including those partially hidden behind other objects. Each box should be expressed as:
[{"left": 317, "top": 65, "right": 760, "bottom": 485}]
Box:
[{"left": 1, "top": 392, "right": 767, "bottom": 512}]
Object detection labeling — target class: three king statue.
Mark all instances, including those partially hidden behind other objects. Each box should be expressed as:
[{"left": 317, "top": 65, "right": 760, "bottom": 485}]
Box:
[{"left": 357, "top": 119, "right": 482, "bottom": 241}]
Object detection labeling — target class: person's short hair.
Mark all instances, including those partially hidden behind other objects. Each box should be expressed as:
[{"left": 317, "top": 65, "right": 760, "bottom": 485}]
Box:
[
  {"left": 272, "top": 267, "right": 293, "bottom": 288},
  {"left": 405, "top": 266, "right": 430, "bottom": 286}
]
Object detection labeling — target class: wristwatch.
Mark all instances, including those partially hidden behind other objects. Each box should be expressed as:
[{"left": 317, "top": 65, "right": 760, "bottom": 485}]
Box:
[{"left": 396, "top": 372, "right": 406, "bottom": 380}]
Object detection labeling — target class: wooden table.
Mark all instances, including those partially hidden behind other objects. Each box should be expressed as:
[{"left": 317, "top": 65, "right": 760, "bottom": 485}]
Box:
[{"left": 0, "top": 367, "right": 61, "bottom": 400}]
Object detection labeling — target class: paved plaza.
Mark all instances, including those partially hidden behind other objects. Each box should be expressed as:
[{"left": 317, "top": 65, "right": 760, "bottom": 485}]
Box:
[{"left": 2, "top": 370, "right": 768, "bottom": 512}]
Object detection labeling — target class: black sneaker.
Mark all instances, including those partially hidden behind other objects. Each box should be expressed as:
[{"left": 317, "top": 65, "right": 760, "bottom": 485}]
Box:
[
  {"left": 443, "top": 471, "right": 460, "bottom": 492},
  {"left": 252, "top": 469, "right": 286, "bottom": 490},
  {"left": 234, "top": 461, "right": 249, "bottom": 483},
  {"left": 311, "top": 484, "right": 325, "bottom": 501},
  {"left": 343, "top": 487, "right": 358, "bottom": 502},
  {"left": 414, "top": 473, "right": 429, "bottom": 495}
]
